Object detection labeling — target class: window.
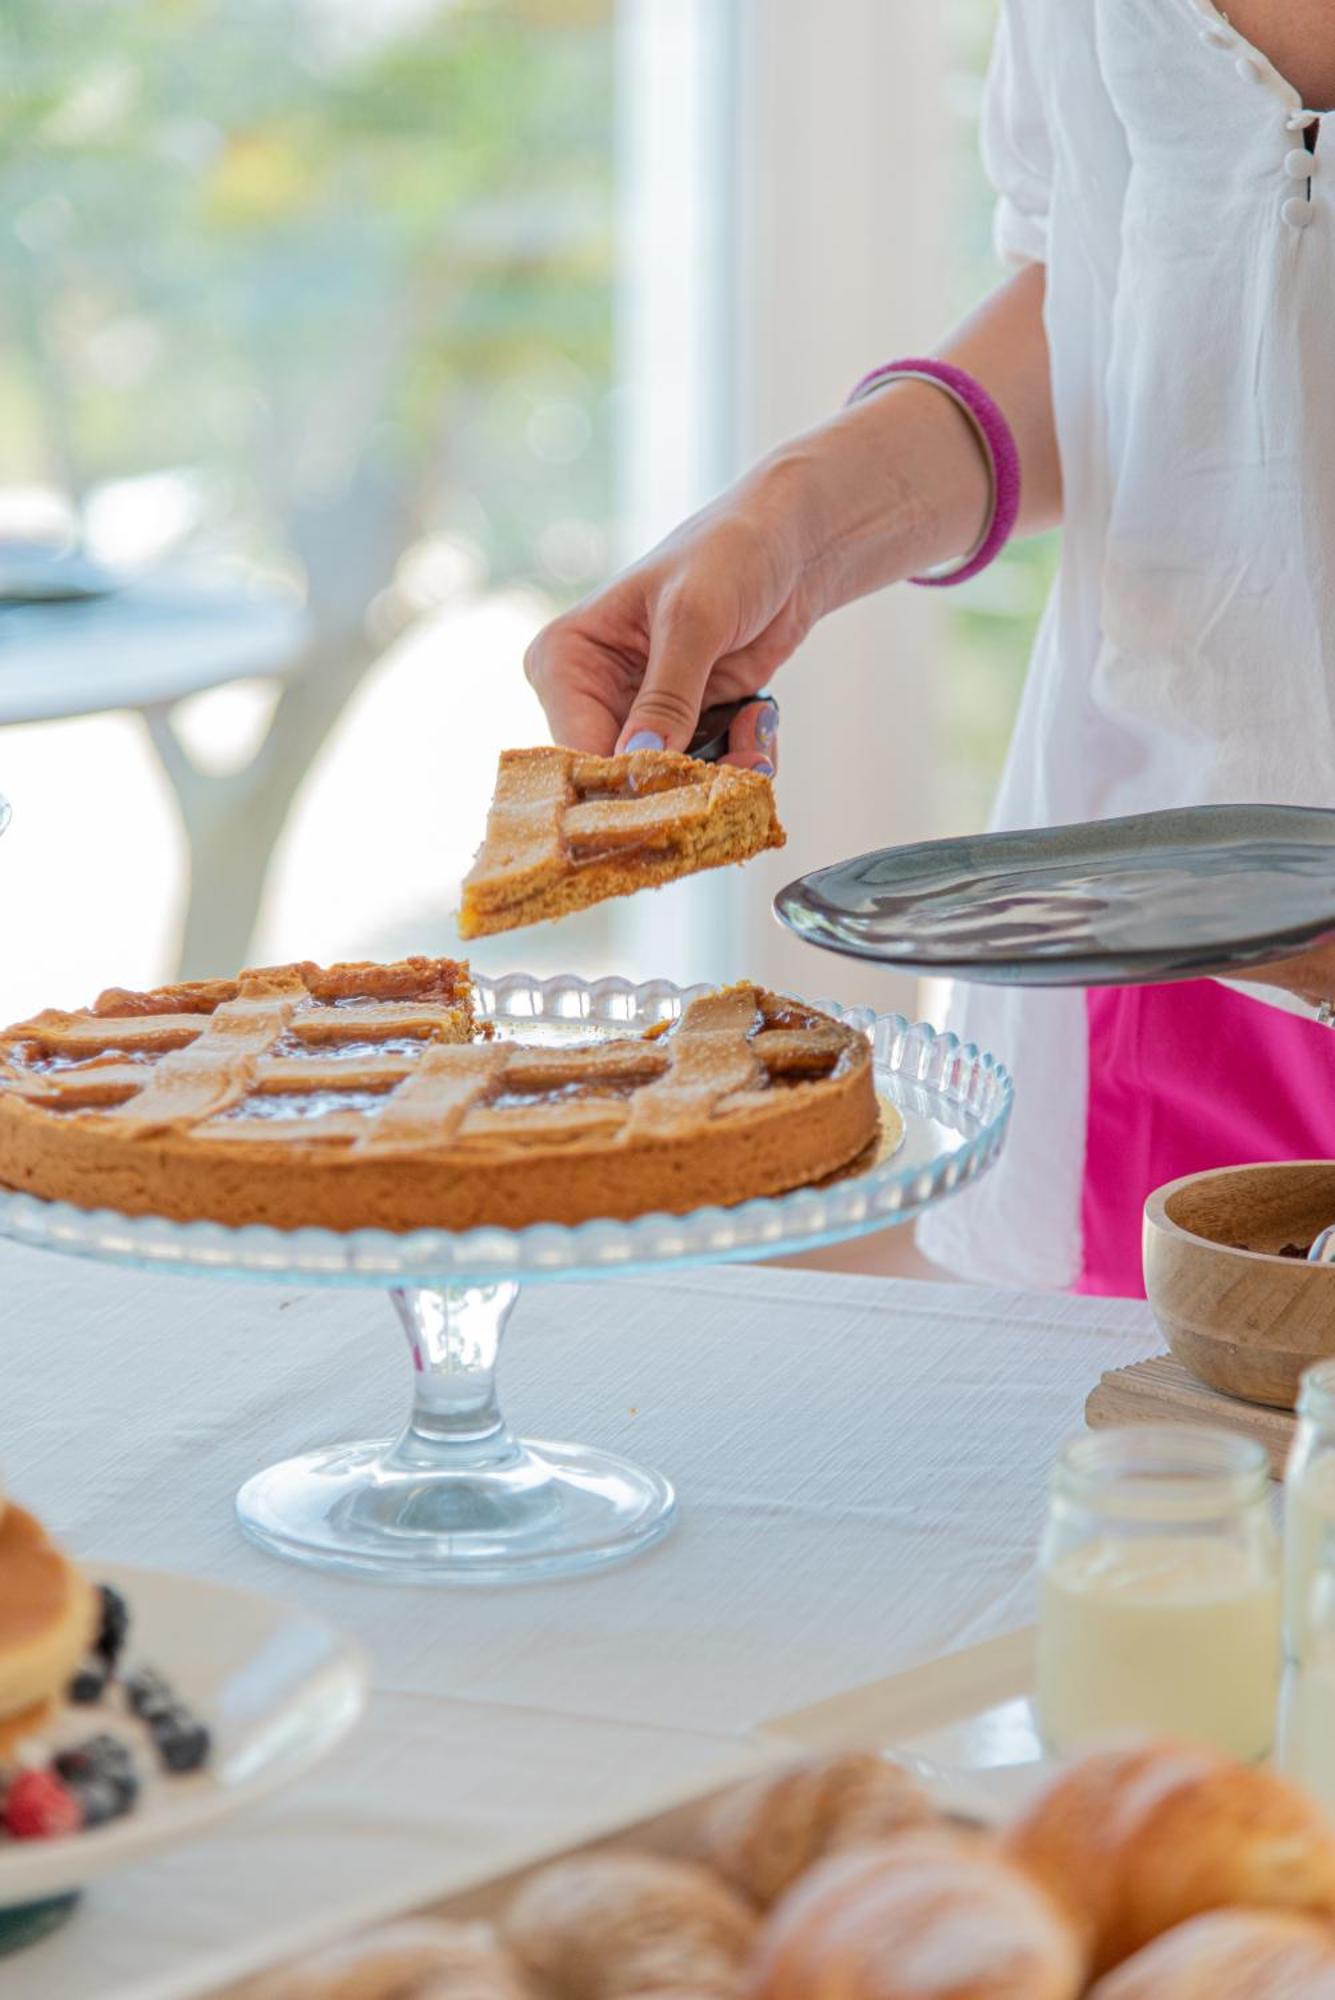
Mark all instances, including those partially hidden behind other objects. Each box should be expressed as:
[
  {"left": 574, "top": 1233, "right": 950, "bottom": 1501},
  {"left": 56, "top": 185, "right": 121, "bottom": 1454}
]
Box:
[
  {"left": 0, "top": 0, "right": 626, "bottom": 1014},
  {"left": 0, "top": 0, "right": 1049, "bottom": 1029}
]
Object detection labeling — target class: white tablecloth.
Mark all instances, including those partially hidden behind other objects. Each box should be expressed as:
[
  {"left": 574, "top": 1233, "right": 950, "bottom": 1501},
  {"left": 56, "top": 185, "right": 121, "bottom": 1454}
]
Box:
[{"left": 0, "top": 1243, "right": 1160, "bottom": 1997}]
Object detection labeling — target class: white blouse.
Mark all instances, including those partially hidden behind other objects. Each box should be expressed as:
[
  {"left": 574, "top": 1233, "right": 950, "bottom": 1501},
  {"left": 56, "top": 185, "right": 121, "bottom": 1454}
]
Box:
[{"left": 919, "top": 0, "right": 1335, "bottom": 1289}]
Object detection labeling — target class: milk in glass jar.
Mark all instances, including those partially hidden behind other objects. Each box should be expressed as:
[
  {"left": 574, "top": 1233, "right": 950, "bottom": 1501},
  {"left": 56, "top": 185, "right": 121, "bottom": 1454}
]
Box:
[{"left": 1037, "top": 1427, "right": 1281, "bottom": 1760}]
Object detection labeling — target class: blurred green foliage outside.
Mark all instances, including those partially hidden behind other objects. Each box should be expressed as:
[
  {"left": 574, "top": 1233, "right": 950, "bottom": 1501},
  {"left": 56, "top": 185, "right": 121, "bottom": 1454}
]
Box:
[
  {"left": 0, "top": 0, "right": 1050, "bottom": 837},
  {"left": 0, "top": 0, "right": 617, "bottom": 628}
]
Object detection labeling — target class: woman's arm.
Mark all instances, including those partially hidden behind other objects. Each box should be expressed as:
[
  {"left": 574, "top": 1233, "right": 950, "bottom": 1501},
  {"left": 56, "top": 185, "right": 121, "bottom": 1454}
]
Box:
[
  {"left": 525, "top": 261, "right": 1059, "bottom": 765},
  {"left": 1232, "top": 946, "right": 1335, "bottom": 1013}
]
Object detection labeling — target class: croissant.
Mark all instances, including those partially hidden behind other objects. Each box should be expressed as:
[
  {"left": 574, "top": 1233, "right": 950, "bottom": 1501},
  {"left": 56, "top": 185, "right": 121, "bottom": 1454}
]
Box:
[
  {"left": 748, "top": 1827, "right": 1085, "bottom": 2000},
  {"left": 1003, "top": 1739, "right": 1335, "bottom": 1974},
  {"left": 1088, "top": 1908, "right": 1335, "bottom": 1997},
  {"left": 502, "top": 1850, "right": 756, "bottom": 1998},
  {"left": 229, "top": 1920, "right": 530, "bottom": 1999},
  {"left": 703, "top": 1752, "right": 938, "bottom": 1909}
]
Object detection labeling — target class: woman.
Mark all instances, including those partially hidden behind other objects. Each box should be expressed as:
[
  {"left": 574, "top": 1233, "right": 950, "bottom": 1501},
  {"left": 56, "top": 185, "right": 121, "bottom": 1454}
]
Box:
[{"left": 524, "top": 0, "right": 1335, "bottom": 1297}]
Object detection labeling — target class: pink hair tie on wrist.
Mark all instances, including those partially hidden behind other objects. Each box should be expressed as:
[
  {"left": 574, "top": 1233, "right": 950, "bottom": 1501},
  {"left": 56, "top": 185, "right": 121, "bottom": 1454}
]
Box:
[{"left": 846, "top": 357, "right": 1022, "bottom": 587}]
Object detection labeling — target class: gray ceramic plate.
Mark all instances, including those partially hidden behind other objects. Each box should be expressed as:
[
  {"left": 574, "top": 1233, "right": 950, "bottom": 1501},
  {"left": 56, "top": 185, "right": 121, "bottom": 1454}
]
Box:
[{"left": 775, "top": 804, "right": 1335, "bottom": 986}]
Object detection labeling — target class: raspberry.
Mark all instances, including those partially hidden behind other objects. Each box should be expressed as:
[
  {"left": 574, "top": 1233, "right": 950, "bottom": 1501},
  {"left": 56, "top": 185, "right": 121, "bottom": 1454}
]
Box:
[{"left": 3, "top": 1769, "right": 84, "bottom": 1840}]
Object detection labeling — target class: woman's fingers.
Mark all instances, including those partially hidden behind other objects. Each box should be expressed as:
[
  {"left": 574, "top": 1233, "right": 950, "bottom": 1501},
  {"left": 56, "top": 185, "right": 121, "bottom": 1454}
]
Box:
[
  {"left": 615, "top": 592, "right": 722, "bottom": 753},
  {"left": 523, "top": 625, "right": 624, "bottom": 754},
  {"left": 719, "top": 694, "right": 779, "bottom": 774},
  {"left": 527, "top": 540, "right": 797, "bottom": 760}
]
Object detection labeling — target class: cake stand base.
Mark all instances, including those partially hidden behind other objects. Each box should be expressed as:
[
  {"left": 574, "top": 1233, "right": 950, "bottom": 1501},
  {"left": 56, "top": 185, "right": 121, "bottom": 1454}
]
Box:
[
  {"left": 235, "top": 1282, "right": 676, "bottom": 1583},
  {"left": 236, "top": 1435, "right": 675, "bottom": 1584}
]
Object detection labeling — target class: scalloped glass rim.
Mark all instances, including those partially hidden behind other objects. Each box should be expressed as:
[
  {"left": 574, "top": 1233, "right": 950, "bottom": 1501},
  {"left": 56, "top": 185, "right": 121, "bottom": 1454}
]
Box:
[{"left": 0, "top": 972, "right": 1012, "bottom": 1287}]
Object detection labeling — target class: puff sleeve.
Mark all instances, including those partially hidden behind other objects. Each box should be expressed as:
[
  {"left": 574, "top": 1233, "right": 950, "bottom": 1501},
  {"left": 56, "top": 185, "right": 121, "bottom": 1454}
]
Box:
[{"left": 982, "top": 0, "right": 1054, "bottom": 267}]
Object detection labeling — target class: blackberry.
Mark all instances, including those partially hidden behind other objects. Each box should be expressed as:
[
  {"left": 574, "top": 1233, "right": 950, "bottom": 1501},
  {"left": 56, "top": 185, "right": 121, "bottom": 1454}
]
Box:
[
  {"left": 55, "top": 1735, "right": 138, "bottom": 1807},
  {"left": 149, "top": 1709, "right": 211, "bottom": 1775},
  {"left": 54, "top": 1734, "right": 124, "bottom": 1778},
  {"left": 113, "top": 1765, "right": 140, "bottom": 1809},
  {"left": 71, "top": 1774, "right": 134, "bottom": 1829},
  {"left": 94, "top": 1584, "right": 130, "bottom": 1668},
  {"left": 122, "top": 1666, "right": 175, "bottom": 1722},
  {"left": 68, "top": 1662, "right": 109, "bottom": 1705}
]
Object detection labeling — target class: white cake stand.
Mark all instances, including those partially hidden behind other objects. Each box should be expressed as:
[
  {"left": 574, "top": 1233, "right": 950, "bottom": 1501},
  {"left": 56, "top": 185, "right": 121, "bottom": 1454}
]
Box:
[{"left": 0, "top": 974, "right": 1012, "bottom": 1585}]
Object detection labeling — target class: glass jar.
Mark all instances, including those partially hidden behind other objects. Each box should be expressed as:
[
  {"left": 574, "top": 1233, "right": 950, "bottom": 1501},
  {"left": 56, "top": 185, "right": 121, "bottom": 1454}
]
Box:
[
  {"left": 1283, "top": 1360, "right": 1335, "bottom": 1663},
  {"left": 1036, "top": 1425, "right": 1281, "bottom": 1760},
  {"left": 1276, "top": 1591, "right": 1335, "bottom": 1810}
]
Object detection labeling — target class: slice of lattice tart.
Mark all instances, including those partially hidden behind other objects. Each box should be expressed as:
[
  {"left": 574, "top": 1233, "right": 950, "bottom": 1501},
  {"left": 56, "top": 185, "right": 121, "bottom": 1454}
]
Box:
[
  {"left": 0, "top": 957, "right": 884, "bottom": 1233},
  {"left": 458, "top": 746, "right": 786, "bottom": 939}
]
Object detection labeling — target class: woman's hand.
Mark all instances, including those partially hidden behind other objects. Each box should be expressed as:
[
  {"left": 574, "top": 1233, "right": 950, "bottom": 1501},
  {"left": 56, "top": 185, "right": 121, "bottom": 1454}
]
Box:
[
  {"left": 522, "top": 382, "right": 986, "bottom": 774},
  {"left": 524, "top": 263, "right": 1058, "bottom": 770},
  {"left": 524, "top": 469, "right": 822, "bottom": 771}
]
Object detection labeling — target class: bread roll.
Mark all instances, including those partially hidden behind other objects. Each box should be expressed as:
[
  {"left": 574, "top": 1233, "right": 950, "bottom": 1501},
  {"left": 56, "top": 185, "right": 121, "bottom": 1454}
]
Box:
[
  {"left": 749, "top": 1828, "right": 1085, "bottom": 2000},
  {"left": 1088, "top": 1908, "right": 1335, "bottom": 1998},
  {"left": 228, "top": 1920, "right": 529, "bottom": 1999},
  {"left": 503, "top": 1850, "right": 756, "bottom": 1998},
  {"left": 703, "top": 1753, "right": 937, "bottom": 1908},
  {"left": 1004, "top": 1740, "right": 1335, "bottom": 1973}
]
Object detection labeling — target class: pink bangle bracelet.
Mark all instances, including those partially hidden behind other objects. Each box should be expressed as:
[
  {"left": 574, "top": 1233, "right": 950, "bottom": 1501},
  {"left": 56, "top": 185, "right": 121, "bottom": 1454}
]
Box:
[{"left": 846, "top": 357, "right": 1022, "bottom": 587}]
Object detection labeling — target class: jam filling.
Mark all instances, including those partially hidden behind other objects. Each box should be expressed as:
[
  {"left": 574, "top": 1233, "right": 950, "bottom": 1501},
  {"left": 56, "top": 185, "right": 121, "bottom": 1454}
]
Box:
[
  {"left": 217, "top": 1087, "right": 392, "bottom": 1122},
  {"left": 327, "top": 994, "right": 451, "bottom": 1010},
  {"left": 489, "top": 1079, "right": 647, "bottom": 1111},
  {"left": 568, "top": 839, "right": 675, "bottom": 869},
  {"left": 22, "top": 1046, "right": 158, "bottom": 1074},
  {"left": 268, "top": 1032, "right": 431, "bottom": 1062},
  {"left": 15, "top": 995, "right": 854, "bottom": 1128}
]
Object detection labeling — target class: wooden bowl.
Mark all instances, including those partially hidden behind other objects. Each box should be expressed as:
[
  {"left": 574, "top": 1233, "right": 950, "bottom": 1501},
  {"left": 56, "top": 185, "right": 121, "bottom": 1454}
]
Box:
[{"left": 1144, "top": 1163, "right": 1335, "bottom": 1408}]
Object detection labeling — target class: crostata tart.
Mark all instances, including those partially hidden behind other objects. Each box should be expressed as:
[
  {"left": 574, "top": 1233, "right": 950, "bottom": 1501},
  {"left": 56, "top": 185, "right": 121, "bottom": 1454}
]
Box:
[
  {"left": 458, "top": 746, "right": 786, "bottom": 938},
  {"left": 0, "top": 956, "right": 884, "bottom": 1233}
]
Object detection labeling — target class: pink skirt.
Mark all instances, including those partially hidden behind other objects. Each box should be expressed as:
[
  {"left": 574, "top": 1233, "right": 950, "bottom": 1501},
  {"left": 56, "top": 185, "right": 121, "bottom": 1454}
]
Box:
[{"left": 1080, "top": 981, "right": 1335, "bottom": 1298}]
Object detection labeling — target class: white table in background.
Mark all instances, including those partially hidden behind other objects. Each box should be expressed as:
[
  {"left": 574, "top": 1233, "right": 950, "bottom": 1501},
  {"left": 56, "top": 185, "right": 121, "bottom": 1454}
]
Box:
[
  {"left": 0, "top": 578, "right": 311, "bottom": 978},
  {"left": 0, "top": 1249, "right": 1160, "bottom": 1998}
]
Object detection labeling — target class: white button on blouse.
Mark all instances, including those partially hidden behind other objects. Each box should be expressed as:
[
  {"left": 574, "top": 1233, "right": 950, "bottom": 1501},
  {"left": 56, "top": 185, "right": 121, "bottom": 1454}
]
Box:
[{"left": 920, "top": 0, "right": 1335, "bottom": 1290}]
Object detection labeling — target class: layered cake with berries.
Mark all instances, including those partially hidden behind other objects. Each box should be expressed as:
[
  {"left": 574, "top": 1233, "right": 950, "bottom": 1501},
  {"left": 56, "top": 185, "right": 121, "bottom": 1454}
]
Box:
[
  {"left": 0, "top": 955, "right": 886, "bottom": 1232},
  {"left": 0, "top": 1499, "right": 96, "bottom": 1762},
  {"left": 0, "top": 1544, "right": 212, "bottom": 1842}
]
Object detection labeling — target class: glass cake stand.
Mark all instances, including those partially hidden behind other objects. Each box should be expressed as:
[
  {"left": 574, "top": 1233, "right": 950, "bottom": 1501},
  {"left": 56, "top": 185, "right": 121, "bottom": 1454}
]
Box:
[{"left": 0, "top": 974, "right": 1012, "bottom": 1584}]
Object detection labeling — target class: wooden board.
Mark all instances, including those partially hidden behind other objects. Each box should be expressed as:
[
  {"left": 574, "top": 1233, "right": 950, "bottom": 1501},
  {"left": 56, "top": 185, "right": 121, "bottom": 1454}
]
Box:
[{"left": 1086, "top": 1353, "right": 1296, "bottom": 1478}]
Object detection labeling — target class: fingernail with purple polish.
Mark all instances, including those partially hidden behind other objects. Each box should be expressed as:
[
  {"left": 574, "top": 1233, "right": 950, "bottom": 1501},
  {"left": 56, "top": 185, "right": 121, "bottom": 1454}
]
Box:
[
  {"left": 625, "top": 729, "right": 665, "bottom": 752},
  {"left": 754, "top": 756, "right": 776, "bottom": 778}
]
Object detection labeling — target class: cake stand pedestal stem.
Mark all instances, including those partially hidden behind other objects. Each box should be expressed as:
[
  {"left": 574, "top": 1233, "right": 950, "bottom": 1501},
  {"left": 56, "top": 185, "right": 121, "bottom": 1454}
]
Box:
[
  {"left": 387, "top": 1283, "right": 518, "bottom": 1472},
  {"left": 234, "top": 1280, "right": 676, "bottom": 1583}
]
